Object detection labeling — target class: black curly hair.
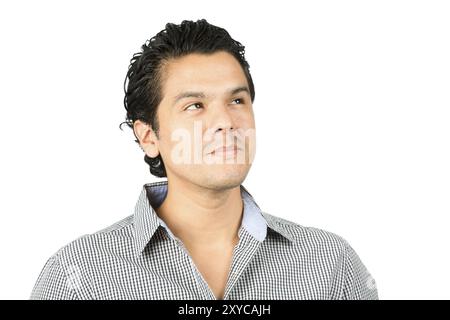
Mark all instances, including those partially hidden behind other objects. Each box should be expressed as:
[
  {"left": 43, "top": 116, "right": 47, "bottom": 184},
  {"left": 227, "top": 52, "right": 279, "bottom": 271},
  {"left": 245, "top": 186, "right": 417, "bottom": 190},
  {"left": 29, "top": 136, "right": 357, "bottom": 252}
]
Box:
[{"left": 120, "top": 19, "right": 256, "bottom": 177}]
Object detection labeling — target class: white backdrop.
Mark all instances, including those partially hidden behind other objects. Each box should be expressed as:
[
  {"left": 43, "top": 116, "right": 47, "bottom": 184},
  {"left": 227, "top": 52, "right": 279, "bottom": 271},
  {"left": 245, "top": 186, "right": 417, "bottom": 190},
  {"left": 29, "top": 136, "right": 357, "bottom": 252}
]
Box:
[{"left": 0, "top": 0, "right": 449, "bottom": 300}]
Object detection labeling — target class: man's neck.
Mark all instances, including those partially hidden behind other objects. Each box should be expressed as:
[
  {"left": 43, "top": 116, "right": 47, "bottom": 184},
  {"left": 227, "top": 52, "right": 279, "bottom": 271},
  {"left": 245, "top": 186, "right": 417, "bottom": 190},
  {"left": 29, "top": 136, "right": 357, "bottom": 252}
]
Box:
[{"left": 155, "top": 179, "right": 243, "bottom": 248}]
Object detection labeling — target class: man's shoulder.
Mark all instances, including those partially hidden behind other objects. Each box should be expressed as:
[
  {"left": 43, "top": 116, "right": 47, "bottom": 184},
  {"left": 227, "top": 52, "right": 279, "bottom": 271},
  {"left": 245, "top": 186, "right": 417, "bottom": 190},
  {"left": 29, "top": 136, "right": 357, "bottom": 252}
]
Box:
[
  {"left": 261, "top": 211, "right": 350, "bottom": 252},
  {"left": 49, "top": 215, "right": 135, "bottom": 264},
  {"left": 30, "top": 215, "right": 137, "bottom": 299}
]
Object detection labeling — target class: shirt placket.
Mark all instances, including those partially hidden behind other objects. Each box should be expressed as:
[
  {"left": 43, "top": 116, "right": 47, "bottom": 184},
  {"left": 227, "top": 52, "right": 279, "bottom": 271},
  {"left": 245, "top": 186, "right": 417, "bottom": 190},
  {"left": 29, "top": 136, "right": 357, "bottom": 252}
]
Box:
[
  {"left": 170, "top": 226, "right": 262, "bottom": 300},
  {"left": 222, "top": 228, "right": 262, "bottom": 300},
  {"left": 173, "top": 237, "right": 216, "bottom": 299}
]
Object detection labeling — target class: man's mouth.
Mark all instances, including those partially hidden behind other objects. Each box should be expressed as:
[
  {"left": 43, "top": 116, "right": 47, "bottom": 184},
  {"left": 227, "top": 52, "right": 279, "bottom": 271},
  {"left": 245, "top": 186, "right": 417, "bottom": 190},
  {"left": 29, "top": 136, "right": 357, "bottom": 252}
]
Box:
[{"left": 209, "top": 145, "right": 240, "bottom": 156}]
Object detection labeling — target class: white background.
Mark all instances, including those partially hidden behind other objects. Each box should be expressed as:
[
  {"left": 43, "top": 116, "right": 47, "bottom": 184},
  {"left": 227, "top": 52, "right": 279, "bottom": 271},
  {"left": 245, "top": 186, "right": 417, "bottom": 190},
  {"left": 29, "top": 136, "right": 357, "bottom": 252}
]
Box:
[{"left": 0, "top": 0, "right": 449, "bottom": 300}]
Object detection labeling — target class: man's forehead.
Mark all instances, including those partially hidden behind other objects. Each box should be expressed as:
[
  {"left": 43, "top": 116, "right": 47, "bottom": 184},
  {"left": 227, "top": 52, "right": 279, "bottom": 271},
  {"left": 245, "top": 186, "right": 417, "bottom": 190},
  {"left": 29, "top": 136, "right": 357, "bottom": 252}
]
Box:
[
  {"left": 160, "top": 53, "right": 249, "bottom": 101},
  {"left": 163, "top": 52, "right": 245, "bottom": 80}
]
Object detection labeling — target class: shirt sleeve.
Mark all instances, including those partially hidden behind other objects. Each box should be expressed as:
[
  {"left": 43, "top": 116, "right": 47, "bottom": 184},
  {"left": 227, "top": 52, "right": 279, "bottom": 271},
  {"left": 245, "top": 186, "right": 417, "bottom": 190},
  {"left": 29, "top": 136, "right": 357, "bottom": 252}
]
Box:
[
  {"left": 341, "top": 240, "right": 379, "bottom": 300},
  {"left": 30, "top": 253, "right": 80, "bottom": 300}
]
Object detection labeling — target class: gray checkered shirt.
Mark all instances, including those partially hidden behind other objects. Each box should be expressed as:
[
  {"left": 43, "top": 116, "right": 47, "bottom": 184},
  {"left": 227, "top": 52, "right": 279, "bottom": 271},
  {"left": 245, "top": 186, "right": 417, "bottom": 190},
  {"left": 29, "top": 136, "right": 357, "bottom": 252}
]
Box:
[{"left": 30, "top": 180, "right": 378, "bottom": 300}]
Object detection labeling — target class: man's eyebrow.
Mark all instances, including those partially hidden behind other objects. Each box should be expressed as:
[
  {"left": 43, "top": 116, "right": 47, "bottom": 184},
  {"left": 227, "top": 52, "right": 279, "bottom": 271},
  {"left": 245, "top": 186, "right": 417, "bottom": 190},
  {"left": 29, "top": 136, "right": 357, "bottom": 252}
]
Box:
[{"left": 172, "top": 86, "right": 250, "bottom": 105}]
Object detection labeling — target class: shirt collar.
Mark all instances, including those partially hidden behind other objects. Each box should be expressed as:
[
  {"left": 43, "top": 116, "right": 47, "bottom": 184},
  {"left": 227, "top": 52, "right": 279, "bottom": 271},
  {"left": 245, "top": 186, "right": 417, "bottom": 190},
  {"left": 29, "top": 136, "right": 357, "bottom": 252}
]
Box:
[{"left": 133, "top": 180, "right": 294, "bottom": 257}]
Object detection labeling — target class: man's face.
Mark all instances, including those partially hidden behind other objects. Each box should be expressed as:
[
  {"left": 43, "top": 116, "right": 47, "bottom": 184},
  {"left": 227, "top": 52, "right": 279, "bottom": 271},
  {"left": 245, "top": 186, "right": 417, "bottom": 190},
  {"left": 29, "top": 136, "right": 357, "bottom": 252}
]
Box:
[{"left": 154, "top": 51, "right": 256, "bottom": 190}]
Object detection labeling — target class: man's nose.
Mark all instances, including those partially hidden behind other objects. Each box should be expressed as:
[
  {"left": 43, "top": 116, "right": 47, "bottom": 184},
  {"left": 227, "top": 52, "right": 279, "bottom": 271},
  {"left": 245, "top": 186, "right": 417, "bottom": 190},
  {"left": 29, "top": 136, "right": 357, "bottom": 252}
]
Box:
[{"left": 209, "top": 104, "right": 235, "bottom": 133}]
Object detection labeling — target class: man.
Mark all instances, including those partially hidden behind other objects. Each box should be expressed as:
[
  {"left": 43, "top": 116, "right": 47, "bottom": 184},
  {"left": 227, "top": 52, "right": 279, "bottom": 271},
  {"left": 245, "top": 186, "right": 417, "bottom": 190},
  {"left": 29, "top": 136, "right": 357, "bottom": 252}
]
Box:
[{"left": 30, "top": 19, "right": 378, "bottom": 300}]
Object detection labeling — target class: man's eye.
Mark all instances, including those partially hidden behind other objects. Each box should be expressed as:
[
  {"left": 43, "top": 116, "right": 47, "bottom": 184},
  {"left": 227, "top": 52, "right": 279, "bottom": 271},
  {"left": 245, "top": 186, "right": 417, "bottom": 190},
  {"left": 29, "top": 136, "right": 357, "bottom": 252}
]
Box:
[
  {"left": 231, "top": 98, "right": 245, "bottom": 104},
  {"left": 185, "top": 103, "right": 203, "bottom": 111}
]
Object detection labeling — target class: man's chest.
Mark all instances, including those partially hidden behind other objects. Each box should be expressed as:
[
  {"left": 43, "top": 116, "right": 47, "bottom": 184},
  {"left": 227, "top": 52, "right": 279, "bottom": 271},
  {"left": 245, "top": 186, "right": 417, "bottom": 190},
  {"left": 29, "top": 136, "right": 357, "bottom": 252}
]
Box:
[{"left": 186, "top": 244, "right": 237, "bottom": 299}]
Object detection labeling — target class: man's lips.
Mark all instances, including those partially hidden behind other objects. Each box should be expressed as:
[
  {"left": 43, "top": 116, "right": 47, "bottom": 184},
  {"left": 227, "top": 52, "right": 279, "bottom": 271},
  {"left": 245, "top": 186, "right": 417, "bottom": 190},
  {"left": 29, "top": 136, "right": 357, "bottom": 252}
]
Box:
[{"left": 208, "top": 145, "right": 240, "bottom": 155}]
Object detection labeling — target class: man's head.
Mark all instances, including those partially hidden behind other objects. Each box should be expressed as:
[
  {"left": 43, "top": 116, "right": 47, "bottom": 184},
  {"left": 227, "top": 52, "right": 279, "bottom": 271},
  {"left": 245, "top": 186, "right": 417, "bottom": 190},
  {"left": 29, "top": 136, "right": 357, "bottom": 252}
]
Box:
[{"left": 122, "top": 19, "right": 256, "bottom": 191}]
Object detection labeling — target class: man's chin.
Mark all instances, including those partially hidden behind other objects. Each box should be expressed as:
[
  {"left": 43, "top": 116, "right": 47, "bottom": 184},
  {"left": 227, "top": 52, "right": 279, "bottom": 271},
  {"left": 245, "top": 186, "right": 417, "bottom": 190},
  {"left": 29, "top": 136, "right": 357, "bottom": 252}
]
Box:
[
  {"left": 168, "top": 163, "right": 251, "bottom": 190},
  {"left": 199, "top": 169, "right": 249, "bottom": 190}
]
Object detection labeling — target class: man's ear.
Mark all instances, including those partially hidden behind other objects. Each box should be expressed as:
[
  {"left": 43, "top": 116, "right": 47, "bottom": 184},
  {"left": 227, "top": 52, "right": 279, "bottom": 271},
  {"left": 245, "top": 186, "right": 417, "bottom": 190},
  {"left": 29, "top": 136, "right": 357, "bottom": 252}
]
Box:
[{"left": 133, "top": 120, "right": 160, "bottom": 158}]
